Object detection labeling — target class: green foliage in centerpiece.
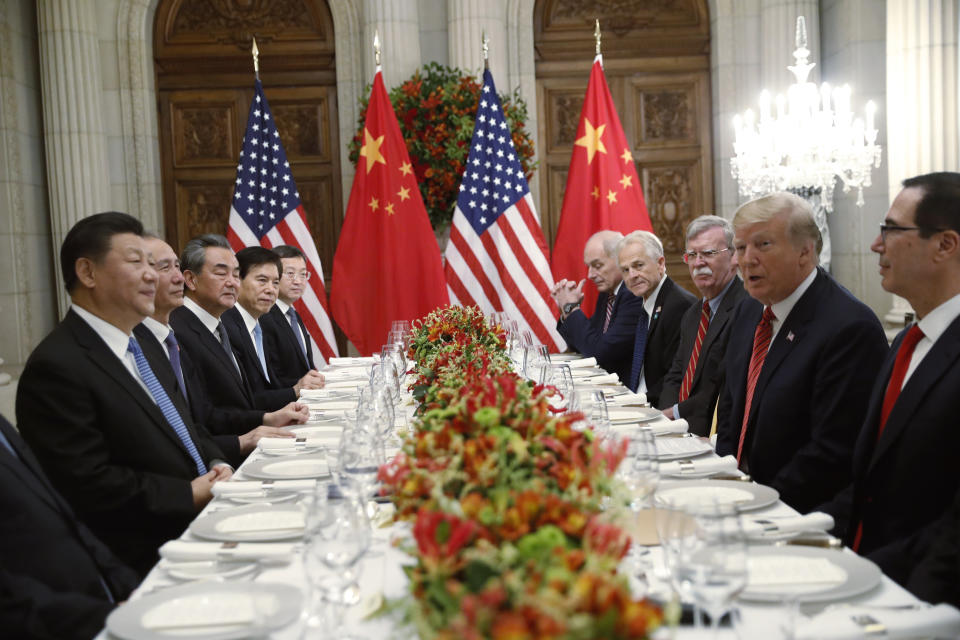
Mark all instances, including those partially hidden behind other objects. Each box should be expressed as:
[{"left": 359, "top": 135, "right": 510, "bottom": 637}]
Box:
[
  {"left": 377, "top": 305, "right": 663, "bottom": 639},
  {"left": 348, "top": 63, "right": 538, "bottom": 232}
]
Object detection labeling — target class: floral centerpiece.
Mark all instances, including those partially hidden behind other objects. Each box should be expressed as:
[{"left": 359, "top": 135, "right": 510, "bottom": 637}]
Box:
[
  {"left": 348, "top": 63, "right": 537, "bottom": 231},
  {"left": 378, "top": 305, "right": 663, "bottom": 638}
]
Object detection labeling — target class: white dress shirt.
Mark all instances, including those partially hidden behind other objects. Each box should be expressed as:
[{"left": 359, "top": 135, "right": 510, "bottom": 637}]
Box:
[
  {"left": 142, "top": 316, "right": 173, "bottom": 359},
  {"left": 72, "top": 304, "right": 153, "bottom": 401},
  {"left": 637, "top": 276, "right": 668, "bottom": 394},
  {"left": 902, "top": 291, "right": 960, "bottom": 388},
  {"left": 768, "top": 267, "right": 818, "bottom": 348},
  {"left": 182, "top": 297, "right": 221, "bottom": 337}
]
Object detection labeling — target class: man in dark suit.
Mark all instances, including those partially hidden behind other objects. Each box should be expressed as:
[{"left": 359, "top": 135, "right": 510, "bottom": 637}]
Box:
[
  {"left": 0, "top": 413, "right": 139, "bottom": 639},
  {"left": 261, "top": 245, "right": 323, "bottom": 386},
  {"left": 659, "top": 216, "right": 746, "bottom": 435},
  {"left": 552, "top": 230, "right": 644, "bottom": 383},
  {"left": 16, "top": 212, "right": 232, "bottom": 575},
  {"left": 716, "top": 193, "right": 887, "bottom": 514},
  {"left": 819, "top": 172, "right": 960, "bottom": 587},
  {"left": 170, "top": 234, "right": 309, "bottom": 436},
  {"left": 618, "top": 230, "right": 697, "bottom": 404},
  {"left": 135, "top": 234, "right": 293, "bottom": 467},
  {"left": 221, "top": 246, "right": 325, "bottom": 410}
]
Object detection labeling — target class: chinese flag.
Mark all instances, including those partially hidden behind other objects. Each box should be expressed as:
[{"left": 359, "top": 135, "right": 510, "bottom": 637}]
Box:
[
  {"left": 551, "top": 56, "right": 653, "bottom": 316},
  {"left": 330, "top": 69, "right": 448, "bottom": 355}
]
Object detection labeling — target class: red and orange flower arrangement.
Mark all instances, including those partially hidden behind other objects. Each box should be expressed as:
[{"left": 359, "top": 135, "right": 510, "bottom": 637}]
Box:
[{"left": 378, "top": 305, "right": 662, "bottom": 638}]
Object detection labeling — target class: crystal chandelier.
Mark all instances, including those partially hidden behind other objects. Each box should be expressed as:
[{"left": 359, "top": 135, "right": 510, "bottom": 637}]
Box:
[{"left": 730, "top": 17, "right": 881, "bottom": 211}]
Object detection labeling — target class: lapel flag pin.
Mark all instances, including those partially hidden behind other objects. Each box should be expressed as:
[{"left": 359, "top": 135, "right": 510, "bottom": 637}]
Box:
[{"left": 787, "top": 331, "right": 795, "bottom": 342}]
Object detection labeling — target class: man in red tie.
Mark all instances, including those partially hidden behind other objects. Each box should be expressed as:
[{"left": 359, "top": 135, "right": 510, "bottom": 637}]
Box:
[
  {"left": 658, "top": 216, "right": 746, "bottom": 435},
  {"left": 820, "top": 172, "right": 960, "bottom": 593},
  {"left": 715, "top": 193, "right": 887, "bottom": 513},
  {"left": 552, "top": 230, "right": 645, "bottom": 384}
]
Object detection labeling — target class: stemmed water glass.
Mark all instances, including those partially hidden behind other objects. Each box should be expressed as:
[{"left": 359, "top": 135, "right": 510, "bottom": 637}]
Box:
[
  {"left": 544, "top": 363, "right": 575, "bottom": 411},
  {"left": 619, "top": 430, "right": 659, "bottom": 576},
  {"left": 338, "top": 425, "right": 385, "bottom": 512}
]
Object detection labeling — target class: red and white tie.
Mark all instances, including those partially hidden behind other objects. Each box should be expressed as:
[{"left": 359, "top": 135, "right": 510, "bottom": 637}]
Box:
[
  {"left": 736, "top": 306, "right": 776, "bottom": 465},
  {"left": 601, "top": 295, "right": 615, "bottom": 334},
  {"left": 678, "top": 300, "right": 711, "bottom": 402}
]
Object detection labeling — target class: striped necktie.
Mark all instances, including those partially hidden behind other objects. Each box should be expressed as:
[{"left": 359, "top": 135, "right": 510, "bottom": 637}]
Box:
[
  {"left": 127, "top": 337, "right": 207, "bottom": 475},
  {"left": 736, "top": 306, "right": 775, "bottom": 465},
  {"left": 602, "top": 294, "right": 615, "bottom": 334},
  {"left": 678, "top": 299, "right": 711, "bottom": 402},
  {"left": 164, "top": 330, "right": 188, "bottom": 403},
  {"left": 628, "top": 307, "right": 649, "bottom": 392}
]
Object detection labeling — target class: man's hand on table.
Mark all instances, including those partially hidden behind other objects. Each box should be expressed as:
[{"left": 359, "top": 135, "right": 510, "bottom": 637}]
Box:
[
  {"left": 238, "top": 426, "right": 295, "bottom": 455},
  {"left": 263, "top": 402, "right": 310, "bottom": 427},
  {"left": 293, "top": 370, "right": 325, "bottom": 395},
  {"left": 190, "top": 469, "right": 222, "bottom": 511}
]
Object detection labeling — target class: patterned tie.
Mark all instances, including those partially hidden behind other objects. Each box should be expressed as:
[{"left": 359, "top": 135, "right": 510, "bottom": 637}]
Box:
[
  {"left": 852, "top": 323, "right": 925, "bottom": 552},
  {"left": 286, "top": 306, "right": 309, "bottom": 359},
  {"left": 127, "top": 337, "right": 207, "bottom": 475},
  {"left": 164, "top": 330, "right": 188, "bottom": 402},
  {"left": 253, "top": 322, "right": 270, "bottom": 382},
  {"left": 679, "top": 299, "right": 711, "bottom": 402},
  {"left": 628, "top": 306, "right": 650, "bottom": 392},
  {"left": 602, "top": 294, "right": 615, "bottom": 334},
  {"left": 216, "top": 321, "right": 241, "bottom": 375},
  {"left": 736, "top": 306, "right": 776, "bottom": 464}
]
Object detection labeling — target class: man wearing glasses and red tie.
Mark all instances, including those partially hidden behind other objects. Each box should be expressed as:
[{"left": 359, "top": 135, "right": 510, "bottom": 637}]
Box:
[{"left": 820, "top": 172, "right": 960, "bottom": 598}]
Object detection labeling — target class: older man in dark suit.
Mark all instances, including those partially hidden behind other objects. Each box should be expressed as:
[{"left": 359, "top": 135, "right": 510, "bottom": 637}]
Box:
[
  {"left": 0, "top": 413, "right": 139, "bottom": 639},
  {"left": 819, "top": 172, "right": 960, "bottom": 588},
  {"left": 16, "top": 212, "right": 232, "bottom": 575},
  {"left": 716, "top": 193, "right": 887, "bottom": 514},
  {"left": 659, "top": 216, "right": 746, "bottom": 435},
  {"left": 618, "top": 230, "right": 697, "bottom": 405},
  {"left": 552, "top": 230, "right": 644, "bottom": 383}
]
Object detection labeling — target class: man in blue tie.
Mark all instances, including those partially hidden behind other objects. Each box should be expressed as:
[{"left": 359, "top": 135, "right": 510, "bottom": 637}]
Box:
[{"left": 16, "top": 212, "right": 232, "bottom": 576}]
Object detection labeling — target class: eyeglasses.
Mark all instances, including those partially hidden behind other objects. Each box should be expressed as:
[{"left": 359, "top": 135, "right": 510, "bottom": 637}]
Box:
[
  {"left": 682, "top": 248, "right": 731, "bottom": 264},
  {"left": 879, "top": 224, "right": 945, "bottom": 242},
  {"left": 282, "top": 270, "right": 311, "bottom": 281}
]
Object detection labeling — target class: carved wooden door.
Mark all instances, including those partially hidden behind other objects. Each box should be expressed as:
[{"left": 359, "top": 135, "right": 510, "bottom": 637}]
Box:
[
  {"left": 153, "top": 0, "right": 345, "bottom": 349},
  {"left": 534, "top": 0, "right": 712, "bottom": 294}
]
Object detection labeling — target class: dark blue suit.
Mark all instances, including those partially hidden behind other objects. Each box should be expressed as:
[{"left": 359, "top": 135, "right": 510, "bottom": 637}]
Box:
[
  {"left": 717, "top": 268, "right": 887, "bottom": 513},
  {"left": 820, "top": 314, "right": 960, "bottom": 587},
  {"left": 221, "top": 306, "right": 296, "bottom": 411},
  {"left": 557, "top": 284, "right": 643, "bottom": 383},
  {"left": 0, "top": 414, "right": 139, "bottom": 639},
  {"left": 261, "top": 304, "right": 315, "bottom": 387}
]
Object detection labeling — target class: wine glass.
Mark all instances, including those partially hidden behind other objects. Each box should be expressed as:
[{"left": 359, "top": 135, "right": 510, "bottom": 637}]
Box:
[
  {"left": 338, "top": 425, "right": 385, "bottom": 514},
  {"left": 653, "top": 494, "right": 703, "bottom": 627}
]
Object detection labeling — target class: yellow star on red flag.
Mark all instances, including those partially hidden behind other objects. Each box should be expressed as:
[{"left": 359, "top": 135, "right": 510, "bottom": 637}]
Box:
[
  {"left": 606, "top": 190, "right": 618, "bottom": 205},
  {"left": 619, "top": 174, "right": 633, "bottom": 189},
  {"left": 359, "top": 127, "right": 386, "bottom": 174},
  {"left": 575, "top": 118, "right": 607, "bottom": 164},
  {"left": 620, "top": 148, "right": 633, "bottom": 164},
  {"left": 368, "top": 197, "right": 380, "bottom": 211},
  {"left": 399, "top": 161, "right": 413, "bottom": 176},
  {"left": 397, "top": 186, "right": 411, "bottom": 201}
]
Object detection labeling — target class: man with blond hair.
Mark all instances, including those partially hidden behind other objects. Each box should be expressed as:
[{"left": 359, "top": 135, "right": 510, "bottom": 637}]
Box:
[
  {"left": 618, "top": 230, "right": 696, "bottom": 403},
  {"left": 716, "top": 192, "right": 887, "bottom": 513}
]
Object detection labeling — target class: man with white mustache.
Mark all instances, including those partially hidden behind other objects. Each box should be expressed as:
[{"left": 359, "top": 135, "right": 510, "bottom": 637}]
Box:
[{"left": 658, "top": 216, "right": 746, "bottom": 435}]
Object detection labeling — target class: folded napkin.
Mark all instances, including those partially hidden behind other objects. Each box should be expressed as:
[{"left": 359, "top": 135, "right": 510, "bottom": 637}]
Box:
[
  {"left": 567, "top": 357, "right": 598, "bottom": 368},
  {"left": 747, "top": 556, "right": 846, "bottom": 587},
  {"left": 323, "top": 379, "right": 365, "bottom": 390},
  {"left": 214, "top": 510, "right": 305, "bottom": 534},
  {"left": 607, "top": 392, "right": 649, "bottom": 406},
  {"left": 300, "top": 388, "right": 358, "bottom": 400},
  {"left": 211, "top": 479, "right": 316, "bottom": 496},
  {"left": 645, "top": 418, "right": 689, "bottom": 435},
  {"left": 795, "top": 604, "right": 960, "bottom": 640},
  {"left": 142, "top": 594, "right": 257, "bottom": 630},
  {"left": 585, "top": 373, "right": 620, "bottom": 385},
  {"left": 304, "top": 400, "right": 355, "bottom": 411},
  {"left": 742, "top": 511, "right": 835, "bottom": 538},
  {"left": 327, "top": 356, "right": 377, "bottom": 366},
  {"left": 257, "top": 437, "right": 326, "bottom": 453},
  {"left": 660, "top": 454, "right": 737, "bottom": 477},
  {"left": 159, "top": 540, "right": 296, "bottom": 564}
]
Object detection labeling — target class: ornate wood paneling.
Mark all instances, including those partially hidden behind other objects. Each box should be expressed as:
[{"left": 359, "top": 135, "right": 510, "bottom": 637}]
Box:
[
  {"left": 535, "top": 0, "right": 712, "bottom": 295},
  {"left": 155, "top": 0, "right": 346, "bottom": 352}
]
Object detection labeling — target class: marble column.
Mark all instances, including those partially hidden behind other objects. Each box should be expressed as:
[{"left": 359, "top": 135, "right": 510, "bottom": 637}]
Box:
[
  {"left": 448, "top": 0, "right": 508, "bottom": 89},
  {"left": 884, "top": 0, "right": 959, "bottom": 325},
  {"left": 362, "top": 0, "right": 422, "bottom": 91},
  {"left": 37, "top": 0, "right": 110, "bottom": 314}
]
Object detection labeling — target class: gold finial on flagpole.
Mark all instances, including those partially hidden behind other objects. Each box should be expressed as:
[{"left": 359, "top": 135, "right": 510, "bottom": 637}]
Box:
[
  {"left": 594, "top": 19, "right": 601, "bottom": 56},
  {"left": 251, "top": 36, "right": 260, "bottom": 80},
  {"left": 482, "top": 30, "right": 489, "bottom": 69},
  {"left": 374, "top": 29, "right": 381, "bottom": 67}
]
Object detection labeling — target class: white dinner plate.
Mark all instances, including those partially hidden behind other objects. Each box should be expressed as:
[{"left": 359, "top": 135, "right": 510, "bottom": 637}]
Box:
[
  {"left": 243, "top": 454, "right": 331, "bottom": 480},
  {"left": 608, "top": 407, "right": 663, "bottom": 424},
  {"left": 656, "top": 479, "right": 779, "bottom": 511},
  {"left": 106, "top": 581, "right": 301, "bottom": 639},
  {"left": 740, "top": 546, "right": 882, "bottom": 603},
  {"left": 189, "top": 504, "right": 305, "bottom": 542},
  {"left": 159, "top": 558, "right": 260, "bottom": 582}
]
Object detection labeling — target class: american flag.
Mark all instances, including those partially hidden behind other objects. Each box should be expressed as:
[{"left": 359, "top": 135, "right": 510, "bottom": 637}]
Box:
[
  {"left": 445, "top": 69, "right": 565, "bottom": 351},
  {"left": 226, "top": 80, "right": 339, "bottom": 361}
]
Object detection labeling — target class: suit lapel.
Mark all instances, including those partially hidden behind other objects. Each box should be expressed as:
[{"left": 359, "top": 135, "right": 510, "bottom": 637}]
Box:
[
  {"left": 274, "top": 306, "right": 309, "bottom": 370},
  {"left": 0, "top": 428, "right": 66, "bottom": 514},
  {"left": 185, "top": 312, "right": 245, "bottom": 389},
  {"left": 647, "top": 277, "right": 672, "bottom": 340},
  {"left": 868, "top": 318, "right": 960, "bottom": 473},
  {"left": 226, "top": 311, "right": 268, "bottom": 388},
  {"left": 296, "top": 312, "right": 315, "bottom": 369}
]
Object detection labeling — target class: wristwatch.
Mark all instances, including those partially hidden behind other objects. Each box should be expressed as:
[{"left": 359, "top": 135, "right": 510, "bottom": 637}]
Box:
[{"left": 562, "top": 302, "right": 581, "bottom": 316}]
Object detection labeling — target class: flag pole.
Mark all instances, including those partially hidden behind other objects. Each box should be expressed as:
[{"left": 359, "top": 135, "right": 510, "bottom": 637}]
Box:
[
  {"left": 373, "top": 29, "right": 381, "bottom": 70},
  {"left": 251, "top": 36, "right": 260, "bottom": 81},
  {"left": 482, "top": 29, "right": 489, "bottom": 71},
  {"left": 594, "top": 19, "right": 601, "bottom": 56}
]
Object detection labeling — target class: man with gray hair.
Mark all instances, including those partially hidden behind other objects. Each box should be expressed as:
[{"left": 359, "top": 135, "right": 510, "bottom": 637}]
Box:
[
  {"left": 658, "top": 215, "right": 746, "bottom": 435},
  {"left": 618, "top": 230, "right": 697, "bottom": 403},
  {"left": 552, "top": 230, "right": 644, "bottom": 383},
  {"left": 716, "top": 192, "right": 887, "bottom": 513}
]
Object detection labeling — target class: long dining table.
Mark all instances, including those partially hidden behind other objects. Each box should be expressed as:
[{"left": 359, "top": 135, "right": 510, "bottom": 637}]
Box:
[{"left": 96, "top": 356, "right": 959, "bottom": 640}]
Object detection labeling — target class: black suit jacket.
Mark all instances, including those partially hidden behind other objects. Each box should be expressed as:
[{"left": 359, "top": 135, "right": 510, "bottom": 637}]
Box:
[
  {"left": 16, "top": 309, "right": 225, "bottom": 575},
  {"left": 905, "top": 486, "right": 960, "bottom": 606},
  {"left": 659, "top": 277, "right": 747, "bottom": 436},
  {"left": 819, "top": 315, "right": 960, "bottom": 586},
  {"left": 0, "top": 414, "right": 139, "bottom": 639},
  {"left": 557, "top": 284, "right": 644, "bottom": 383},
  {"left": 133, "top": 323, "right": 243, "bottom": 467},
  {"left": 261, "top": 304, "right": 315, "bottom": 388},
  {"left": 221, "top": 306, "right": 296, "bottom": 411},
  {"left": 716, "top": 268, "right": 887, "bottom": 513},
  {"left": 640, "top": 276, "right": 697, "bottom": 406},
  {"left": 170, "top": 305, "right": 265, "bottom": 435}
]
